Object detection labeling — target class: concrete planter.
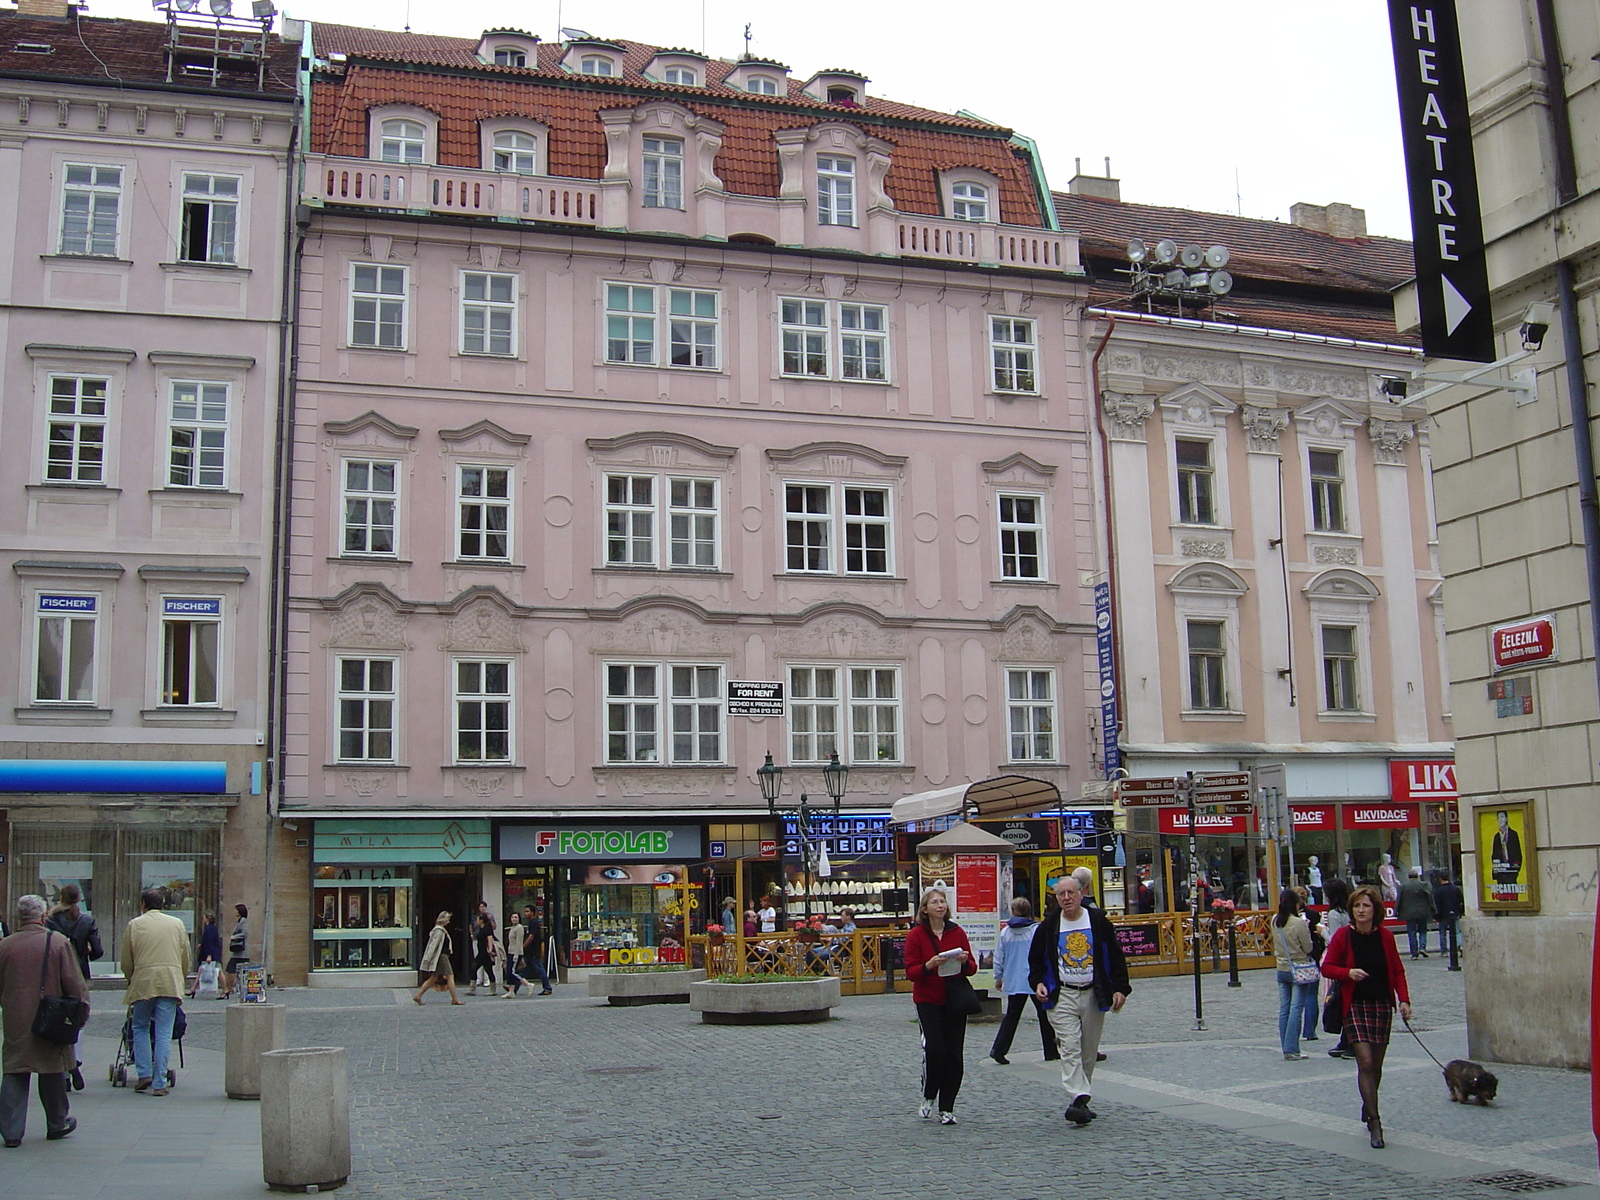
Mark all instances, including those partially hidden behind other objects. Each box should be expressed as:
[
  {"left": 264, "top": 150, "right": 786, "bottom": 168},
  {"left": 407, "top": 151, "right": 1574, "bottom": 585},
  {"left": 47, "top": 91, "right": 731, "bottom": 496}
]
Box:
[
  {"left": 588, "top": 968, "right": 706, "bottom": 1006},
  {"left": 690, "top": 977, "right": 841, "bottom": 1025}
]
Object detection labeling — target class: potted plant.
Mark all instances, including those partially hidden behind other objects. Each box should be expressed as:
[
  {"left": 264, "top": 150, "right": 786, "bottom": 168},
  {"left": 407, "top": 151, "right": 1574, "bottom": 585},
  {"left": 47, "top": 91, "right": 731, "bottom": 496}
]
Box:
[
  {"left": 706, "top": 923, "right": 725, "bottom": 946},
  {"left": 794, "top": 916, "right": 823, "bottom": 944},
  {"left": 1209, "top": 898, "right": 1236, "bottom": 925}
]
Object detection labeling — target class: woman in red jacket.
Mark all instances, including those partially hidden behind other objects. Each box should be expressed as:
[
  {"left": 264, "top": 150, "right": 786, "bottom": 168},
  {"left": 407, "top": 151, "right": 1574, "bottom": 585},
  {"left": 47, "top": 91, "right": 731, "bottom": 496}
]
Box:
[
  {"left": 1319, "top": 884, "right": 1411, "bottom": 1148},
  {"left": 904, "top": 887, "right": 976, "bottom": 1125}
]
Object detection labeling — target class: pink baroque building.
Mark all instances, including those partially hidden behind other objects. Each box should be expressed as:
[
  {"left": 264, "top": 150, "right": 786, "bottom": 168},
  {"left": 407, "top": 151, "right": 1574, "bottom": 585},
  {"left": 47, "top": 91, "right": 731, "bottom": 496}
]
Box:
[
  {"left": 281, "top": 25, "right": 1098, "bottom": 985},
  {"left": 0, "top": 0, "right": 297, "bottom": 964},
  {"left": 1058, "top": 175, "right": 1453, "bottom": 916}
]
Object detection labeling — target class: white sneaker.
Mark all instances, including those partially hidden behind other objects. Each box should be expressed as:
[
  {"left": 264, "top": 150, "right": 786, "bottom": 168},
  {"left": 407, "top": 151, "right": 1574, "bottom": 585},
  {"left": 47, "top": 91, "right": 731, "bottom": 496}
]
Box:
[
  {"left": 939, "top": 1112, "right": 957, "bottom": 1125},
  {"left": 919, "top": 1100, "right": 934, "bottom": 1120}
]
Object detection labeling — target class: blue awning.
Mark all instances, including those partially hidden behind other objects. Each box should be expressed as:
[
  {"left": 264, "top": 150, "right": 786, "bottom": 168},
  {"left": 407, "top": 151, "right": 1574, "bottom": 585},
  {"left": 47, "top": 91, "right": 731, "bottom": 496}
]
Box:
[{"left": 0, "top": 760, "right": 228, "bottom": 794}]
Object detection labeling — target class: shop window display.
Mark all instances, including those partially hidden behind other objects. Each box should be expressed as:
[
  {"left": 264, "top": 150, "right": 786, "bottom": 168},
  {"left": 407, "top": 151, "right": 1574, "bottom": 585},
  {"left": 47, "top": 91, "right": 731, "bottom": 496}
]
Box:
[
  {"left": 313, "top": 866, "right": 413, "bottom": 969},
  {"left": 566, "top": 863, "right": 690, "bottom": 965}
]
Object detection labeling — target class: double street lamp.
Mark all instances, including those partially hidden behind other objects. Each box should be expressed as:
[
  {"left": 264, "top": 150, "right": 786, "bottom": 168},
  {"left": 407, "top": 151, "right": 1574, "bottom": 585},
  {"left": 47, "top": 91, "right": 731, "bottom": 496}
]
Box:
[{"left": 756, "top": 750, "right": 849, "bottom": 922}]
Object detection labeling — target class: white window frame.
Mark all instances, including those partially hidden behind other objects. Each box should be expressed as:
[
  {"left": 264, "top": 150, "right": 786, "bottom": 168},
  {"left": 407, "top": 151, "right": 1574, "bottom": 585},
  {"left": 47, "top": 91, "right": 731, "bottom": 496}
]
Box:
[
  {"left": 456, "top": 464, "right": 512, "bottom": 562},
  {"left": 663, "top": 65, "right": 698, "bottom": 86},
  {"left": 785, "top": 664, "right": 901, "bottom": 765},
  {"left": 779, "top": 298, "right": 889, "bottom": 383},
  {"left": 990, "top": 316, "right": 1038, "bottom": 394},
  {"left": 1304, "top": 570, "right": 1378, "bottom": 720},
  {"left": 997, "top": 493, "right": 1046, "bottom": 580},
  {"left": 1185, "top": 618, "right": 1229, "bottom": 712},
  {"left": 603, "top": 661, "right": 726, "bottom": 764},
  {"left": 59, "top": 162, "right": 122, "bottom": 257},
  {"left": 642, "top": 136, "right": 685, "bottom": 209},
  {"left": 491, "top": 128, "right": 540, "bottom": 174},
  {"left": 336, "top": 656, "right": 397, "bottom": 763},
  {"left": 492, "top": 45, "right": 526, "bottom": 67},
  {"left": 604, "top": 473, "right": 720, "bottom": 569},
  {"left": 1174, "top": 436, "right": 1218, "bottom": 526},
  {"left": 951, "top": 181, "right": 989, "bottom": 222},
  {"left": 580, "top": 55, "right": 615, "bottom": 76},
  {"left": 1309, "top": 447, "right": 1347, "bottom": 533},
  {"left": 339, "top": 458, "right": 399, "bottom": 557},
  {"left": 378, "top": 118, "right": 426, "bottom": 164},
  {"left": 604, "top": 283, "right": 721, "bottom": 370},
  {"left": 1320, "top": 624, "right": 1361, "bottom": 713},
  {"left": 783, "top": 481, "right": 893, "bottom": 576},
  {"left": 166, "top": 380, "right": 229, "bottom": 490},
  {"left": 1005, "top": 667, "right": 1056, "bottom": 762},
  {"left": 179, "top": 172, "right": 241, "bottom": 265},
  {"left": 44, "top": 374, "right": 109, "bottom": 485},
  {"left": 1169, "top": 562, "right": 1247, "bottom": 720},
  {"left": 453, "top": 658, "right": 513, "bottom": 763},
  {"left": 460, "top": 271, "right": 518, "bottom": 357},
  {"left": 32, "top": 592, "right": 100, "bottom": 705},
  {"left": 746, "top": 74, "right": 780, "bottom": 95},
  {"left": 816, "top": 155, "right": 856, "bottom": 226},
  {"left": 159, "top": 596, "right": 222, "bottom": 708},
  {"left": 350, "top": 263, "right": 408, "bottom": 350}
]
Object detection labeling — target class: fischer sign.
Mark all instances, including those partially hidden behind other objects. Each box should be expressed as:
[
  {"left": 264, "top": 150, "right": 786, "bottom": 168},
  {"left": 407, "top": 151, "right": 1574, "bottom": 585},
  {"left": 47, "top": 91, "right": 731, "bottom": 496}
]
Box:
[{"left": 1491, "top": 615, "right": 1557, "bottom": 671}]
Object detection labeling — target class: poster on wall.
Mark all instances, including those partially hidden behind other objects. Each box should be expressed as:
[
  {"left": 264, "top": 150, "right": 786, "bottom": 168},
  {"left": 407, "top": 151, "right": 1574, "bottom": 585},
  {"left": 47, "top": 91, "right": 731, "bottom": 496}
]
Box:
[
  {"left": 954, "top": 854, "right": 1001, "bottom": 956},
  {"left": 39, "top": 862, "right": 94, "bottom": 919},
  {"left": 1474, "top": 801, "right": 1539, "bottom": 913},
  {"left": 142, "top": 861, "right": 196, "bottom": 932}
]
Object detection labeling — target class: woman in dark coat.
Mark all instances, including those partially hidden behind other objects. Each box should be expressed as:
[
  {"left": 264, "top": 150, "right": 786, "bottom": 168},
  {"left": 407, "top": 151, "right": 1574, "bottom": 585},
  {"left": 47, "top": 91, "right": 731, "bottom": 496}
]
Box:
[
  {"left": 0, "top": 894, "right": 89, "bottom": 1146},
  {"left": 44, "top": 883, "right": 102, "bottom": 983}
]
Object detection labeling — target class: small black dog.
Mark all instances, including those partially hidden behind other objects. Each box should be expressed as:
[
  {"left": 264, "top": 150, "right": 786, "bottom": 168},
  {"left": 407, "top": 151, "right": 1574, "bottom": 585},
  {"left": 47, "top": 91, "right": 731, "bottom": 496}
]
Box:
[{"left": 1444, "top": 1058, "right": 1499, "bottom": 1105}]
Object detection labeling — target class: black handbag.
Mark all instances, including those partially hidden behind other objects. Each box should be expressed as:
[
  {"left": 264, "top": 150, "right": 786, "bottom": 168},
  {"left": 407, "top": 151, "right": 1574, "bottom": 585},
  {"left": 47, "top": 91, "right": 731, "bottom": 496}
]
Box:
[
  {"left": 31, "top": 932, "right": 89, "bottom": 1046},
  {"left": 943, "top": 973, "right": 983, "bottom": 1017},
  {"left": 1321, "top": 981, "right": 1343, "bottom": 1036}
]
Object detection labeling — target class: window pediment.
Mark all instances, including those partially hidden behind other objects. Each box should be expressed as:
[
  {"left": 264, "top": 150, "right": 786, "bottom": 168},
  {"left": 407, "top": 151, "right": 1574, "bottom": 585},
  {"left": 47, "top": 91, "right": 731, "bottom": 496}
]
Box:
[
  {"left": 439, "top": 419, "right": 531, "bottom": 455},
  {"left": 1295, "top": 398, "right": 1364, "bottom": 441},
  {"left": 1302, "top": 568, "right": 1379, "bottom": 602},
  {"left": 766, "top": 441, "right": 907, "bottom": 480},
  {"left": 324, "top": 410, "right": 419, "bottom": 451},
  {"left": 982, "top": 452, "right": 1056, "bottom": 484},
  {"left": 1168, "top": 562, "right": 1248, "bottom": 598},
  {"left": 1159, "top": 383, "right": 1236, "bottom": 428},
  {"left": 586, "top": 431, "right": 736, "bottom": 469}
]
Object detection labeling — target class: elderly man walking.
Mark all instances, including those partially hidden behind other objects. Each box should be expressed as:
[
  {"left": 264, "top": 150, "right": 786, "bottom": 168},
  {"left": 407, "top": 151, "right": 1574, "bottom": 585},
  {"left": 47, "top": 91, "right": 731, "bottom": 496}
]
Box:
[
  {"left": 1396, "top": 868, "right": 1436, "bottom": 960},
  {"left": 122, "top": 889, "right": 190, "bottom": 1095},
  {"left": 0, "top": 894, "right": 89, "bottom": 1147},
  {"left": 1030, "top": 874, "right": 1131, "bottom": 1127}
]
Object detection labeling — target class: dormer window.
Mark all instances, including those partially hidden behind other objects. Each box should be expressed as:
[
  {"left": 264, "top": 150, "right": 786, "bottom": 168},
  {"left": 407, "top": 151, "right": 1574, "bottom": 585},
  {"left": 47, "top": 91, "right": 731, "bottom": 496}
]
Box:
[
  {"left": 643, "top": 137, "right": 684, "bottom": 210},
  {"left": 379, "top": 119, "right": 425, "bottom": 164},
  {"left": 493, "top": 46, "right": 526, "bottom": 67},
  {"left": 492, "top": 130, "right": 539, "bottom": 174},
  {"left": 581, "top": 55, "right": 615, "bottom": 76},
  {"left": 664, "top": 65, "right": 697, "bottom": 85},
  {"left": 817, "top": 156, "right": 855, "bottom": 227},
  {"left": 802, "top": 69, "right": 869, "bottom": 106},
  {"left": 746, "top": 75, "right": 779, "bottom": 95},
  {"left": 952, "top": 181, "right": 989, "bottom": 222},
  {"left": 826, "top": 85, "right": 858, "bottom": 106}
]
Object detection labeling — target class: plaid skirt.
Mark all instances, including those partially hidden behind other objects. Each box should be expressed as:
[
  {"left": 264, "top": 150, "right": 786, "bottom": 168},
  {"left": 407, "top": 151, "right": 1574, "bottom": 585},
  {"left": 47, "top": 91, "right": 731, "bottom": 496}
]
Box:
[{"left": 1344, "top": 999, "right": 1393, "bottom": 1045}]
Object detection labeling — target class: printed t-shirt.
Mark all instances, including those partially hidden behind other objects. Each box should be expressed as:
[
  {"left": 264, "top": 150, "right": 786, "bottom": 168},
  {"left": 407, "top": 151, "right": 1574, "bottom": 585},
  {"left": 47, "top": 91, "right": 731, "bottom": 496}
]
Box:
[{"left": 1057, "top": 911, "right": 1095, "bottom": 988}]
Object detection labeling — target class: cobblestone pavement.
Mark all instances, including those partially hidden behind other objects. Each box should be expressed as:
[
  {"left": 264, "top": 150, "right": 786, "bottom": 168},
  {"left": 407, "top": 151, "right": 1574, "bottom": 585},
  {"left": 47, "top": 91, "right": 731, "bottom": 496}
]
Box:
[{"left": 12, "top": 955, "right": 1597, "bottom": 1200}]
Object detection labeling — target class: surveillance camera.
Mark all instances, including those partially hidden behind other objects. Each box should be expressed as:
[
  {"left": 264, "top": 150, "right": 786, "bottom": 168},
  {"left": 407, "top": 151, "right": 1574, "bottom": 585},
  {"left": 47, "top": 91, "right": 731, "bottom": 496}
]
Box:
[
  {"left": 1377, "top": 375, "right": 1409, "bottom": 402},
  {"left": 1520, "top": 301, "right": 1555, "bottom": 352}
]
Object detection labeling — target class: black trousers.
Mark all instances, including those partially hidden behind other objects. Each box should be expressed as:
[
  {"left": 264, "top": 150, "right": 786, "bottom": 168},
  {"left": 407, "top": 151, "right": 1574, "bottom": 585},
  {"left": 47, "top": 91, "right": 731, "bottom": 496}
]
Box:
[
  {"left": 916, "top": 1001, "right": 967, "bottom": 1113},
  {"left": 0, "top": 1073, "right": 69, "bottom": 1144},
  {"left": 990, "top": 993, "right": 1060, "bottom": 1059}
]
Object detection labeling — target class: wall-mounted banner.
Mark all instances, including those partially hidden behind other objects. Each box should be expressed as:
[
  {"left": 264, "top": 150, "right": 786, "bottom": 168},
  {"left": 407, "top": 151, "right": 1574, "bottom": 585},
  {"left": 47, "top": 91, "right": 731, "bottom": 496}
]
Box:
[
  {"left": 1157, "top": 809, "right": 1251, "bottom": 836},
  {"left": 314, "top": 818, "right": 492, "bottom": 864},
  {"left": 1389, "top": 760, "right": 1457, "bottom": 803},
  {"left": 781, "top": 812, "right": 890, "bottom": 858},
  {"left": 38, "top": 594, "right": 95, "bottom": 612},
  {"left": 1490, "top": 614, "right": 1558, "bottom": 672},
  {"left": 1387, "top": 1, "right": 1494, "bottom": 361},
  {"left": 499, "top": 823, "right": 703, "bottom": 862},
  {"left": 1342, "top": 804, "right": 1420, "bottom": 830},
  {"left": 973, "top": 817, "right": 1063, "bottom": 853},
  {"left": 1289, "top": 805, "right": 1336, "bottom": 831},
  {"left": 162, "top": 596, "right": 221, "bottom": 617},
  {"left": 1094, "top": 582, "right": 1121, "bottom": 776}
]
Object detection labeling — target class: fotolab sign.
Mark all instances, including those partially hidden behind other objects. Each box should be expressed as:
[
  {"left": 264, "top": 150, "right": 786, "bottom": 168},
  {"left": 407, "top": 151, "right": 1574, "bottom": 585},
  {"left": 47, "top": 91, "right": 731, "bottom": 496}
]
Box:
[{"left": 1490, "top": 615, "right": 1557, "bottom": 672}]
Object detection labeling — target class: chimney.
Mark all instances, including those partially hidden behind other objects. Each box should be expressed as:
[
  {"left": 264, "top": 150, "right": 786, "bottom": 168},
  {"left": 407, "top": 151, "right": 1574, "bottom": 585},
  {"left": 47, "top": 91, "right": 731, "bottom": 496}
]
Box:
[
  {"left": 1069, "top": 155, "right": 1121, "bottom": 203},
  {"left": 1290, "top": 201, "right": 1368, "bottom": 239},
  {"left": 16, "top": 0, "right": 72, "bottom": 17}
]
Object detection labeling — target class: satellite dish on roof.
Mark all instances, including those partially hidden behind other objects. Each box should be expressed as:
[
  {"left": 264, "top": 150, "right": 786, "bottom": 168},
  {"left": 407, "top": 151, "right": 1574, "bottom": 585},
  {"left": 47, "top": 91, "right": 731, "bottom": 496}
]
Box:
[
  {"left": 1127, "top": 239, "right": 1147, "bottom": 263},
  {"left": 1205, "top": 245, "right": 1230, "bottom": 268},
  {"left": 1179, "top": 244, "right": 1204, "bottom": 269},
  {"left": 560, "top": 27, "right": 593, "bottom": 39},
  {"left": 1153, "top": 240, "right": 1177, "bottom": 264}
]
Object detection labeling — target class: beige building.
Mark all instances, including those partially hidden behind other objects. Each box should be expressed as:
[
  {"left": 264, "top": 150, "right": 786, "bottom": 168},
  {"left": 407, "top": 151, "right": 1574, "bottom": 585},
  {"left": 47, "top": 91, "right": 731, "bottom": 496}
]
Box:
[{"left": 1395, "top": 0, "right": 1600, "bottom": 1068}]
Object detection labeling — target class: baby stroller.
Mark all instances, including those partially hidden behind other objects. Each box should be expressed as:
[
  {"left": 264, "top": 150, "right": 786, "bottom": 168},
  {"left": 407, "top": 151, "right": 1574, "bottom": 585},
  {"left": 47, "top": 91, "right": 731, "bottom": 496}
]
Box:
[{"left": 109, "top": 1002, "right": 187, "bottom": 1088}]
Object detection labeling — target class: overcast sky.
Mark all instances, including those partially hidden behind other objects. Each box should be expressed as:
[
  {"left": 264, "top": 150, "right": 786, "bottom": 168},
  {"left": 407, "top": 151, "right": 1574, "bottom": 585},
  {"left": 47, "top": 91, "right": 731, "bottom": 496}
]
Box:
[{"left": 89, "top": 0, "right": 1413, "bottom": 241}]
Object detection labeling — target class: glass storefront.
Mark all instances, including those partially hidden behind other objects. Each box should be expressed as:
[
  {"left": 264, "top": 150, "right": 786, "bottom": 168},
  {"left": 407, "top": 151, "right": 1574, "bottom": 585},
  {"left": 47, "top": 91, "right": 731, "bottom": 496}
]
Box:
[
  {"left": 312, "top": 865, "right": 414, "bottom": 970},
  {"left": 10, "top": 817, "right": 222, "bottom": 974},
  {"left": 566, "top": 864, "right": 690, "bottom": 965}
]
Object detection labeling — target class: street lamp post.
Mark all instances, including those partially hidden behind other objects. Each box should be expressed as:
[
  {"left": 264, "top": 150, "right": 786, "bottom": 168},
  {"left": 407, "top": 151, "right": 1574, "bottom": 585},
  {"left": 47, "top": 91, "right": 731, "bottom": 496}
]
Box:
[{"left": 758, "top": 750, "right": 849, "bottom": 924}]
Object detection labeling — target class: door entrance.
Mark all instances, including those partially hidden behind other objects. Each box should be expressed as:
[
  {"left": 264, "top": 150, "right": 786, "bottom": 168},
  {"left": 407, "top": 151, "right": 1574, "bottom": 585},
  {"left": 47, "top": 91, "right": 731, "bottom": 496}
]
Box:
[{"left": 417, "top": 867, "right": 473, "bottom": 980}]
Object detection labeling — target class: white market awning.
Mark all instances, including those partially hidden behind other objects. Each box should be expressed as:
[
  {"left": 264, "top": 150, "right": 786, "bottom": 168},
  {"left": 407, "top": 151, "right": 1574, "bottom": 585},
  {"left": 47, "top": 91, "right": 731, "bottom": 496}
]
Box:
[{"left": 890, "top": 775, "right": 1062, "bottom": 825}]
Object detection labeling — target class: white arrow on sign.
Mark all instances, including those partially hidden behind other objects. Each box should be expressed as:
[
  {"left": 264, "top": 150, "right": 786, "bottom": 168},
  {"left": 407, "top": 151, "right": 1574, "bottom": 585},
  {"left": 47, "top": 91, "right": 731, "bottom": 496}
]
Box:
[{"left": 1443, "top": 276, "right": 1473, "bottom": 336}]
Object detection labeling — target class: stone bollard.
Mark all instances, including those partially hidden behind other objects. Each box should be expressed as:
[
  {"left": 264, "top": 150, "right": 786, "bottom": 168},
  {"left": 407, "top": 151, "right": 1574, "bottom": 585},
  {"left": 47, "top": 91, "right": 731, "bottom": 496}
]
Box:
[
  {"left": 260, "top": 1047, "right": 350, "bottom": 1192},
  {"left": 225, "top": 1003, "right": 286, "bottom": 1100}
]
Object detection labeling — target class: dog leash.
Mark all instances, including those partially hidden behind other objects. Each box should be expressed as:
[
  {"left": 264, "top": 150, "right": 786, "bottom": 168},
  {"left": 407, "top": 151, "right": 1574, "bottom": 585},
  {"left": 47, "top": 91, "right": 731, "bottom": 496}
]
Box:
[{"left": 1402, "top": 1015, "right": 1448, "bottom": 1070}]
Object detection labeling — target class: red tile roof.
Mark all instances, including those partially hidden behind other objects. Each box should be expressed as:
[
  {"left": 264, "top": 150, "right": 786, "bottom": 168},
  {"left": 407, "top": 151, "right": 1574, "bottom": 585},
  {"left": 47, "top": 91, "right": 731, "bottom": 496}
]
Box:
[
  {"left": 308, "top": 24, "right": 1046, "bottom": 225},
  {"left": 1055, "top": 191, "right": 1418, "bottom": 346},
  {"left": 0, "top": 8, "right": 297, "bottom": 97}
]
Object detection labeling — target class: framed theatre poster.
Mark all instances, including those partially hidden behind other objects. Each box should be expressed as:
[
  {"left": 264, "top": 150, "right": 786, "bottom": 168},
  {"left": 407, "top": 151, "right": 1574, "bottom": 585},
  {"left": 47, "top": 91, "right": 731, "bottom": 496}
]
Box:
[{"left": 1474, "top": 800, "right": 1539, "bottom": 913}]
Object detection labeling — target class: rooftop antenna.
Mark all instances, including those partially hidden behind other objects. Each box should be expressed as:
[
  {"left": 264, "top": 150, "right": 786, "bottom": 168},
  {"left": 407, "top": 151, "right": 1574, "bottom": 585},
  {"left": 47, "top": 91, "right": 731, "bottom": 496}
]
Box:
[
  {"left": 743, "top": 22, "right": 752, "bottom": 58},
  {"left": 403, "top": 0, "right": 410, "bottom": 32},
  {"left": 1236, "top": 168, "right": 1242, "bottom": 217}
]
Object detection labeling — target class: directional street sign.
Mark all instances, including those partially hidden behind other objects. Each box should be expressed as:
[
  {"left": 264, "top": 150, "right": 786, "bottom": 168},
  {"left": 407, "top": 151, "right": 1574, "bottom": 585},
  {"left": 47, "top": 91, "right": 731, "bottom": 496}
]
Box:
[
  {"left": 1119, "top": 778, "right": 1178, "bottom": 796},
  {"left": 1195, "top": 802, "right": 1255, "bottom": 816},
  {"left": 1118, "top": 793, "right": 1188, "bottom": 808},
  {"left": 1193, "top": 773, "right": 1251, "bottom": 792},
  {"left": 1191, "top": 789, "right": 1252, "bottom": 806}
]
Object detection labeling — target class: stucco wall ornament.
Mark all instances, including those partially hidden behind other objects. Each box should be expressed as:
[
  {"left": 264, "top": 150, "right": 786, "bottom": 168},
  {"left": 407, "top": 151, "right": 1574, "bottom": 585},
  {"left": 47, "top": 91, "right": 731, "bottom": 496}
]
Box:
[
  {"left": 1240, "top": 405, "right": 1290, "bottom": 453},
  {"left": 1368, "top": 418, "right": 1415, "bottom": 465},
  {"left": 1102, "top": 392, "right": 1156, "bottom": 440},
  {"left": 1180, "top": 539, "right": 1229, "bottom": 558},
  {"left": 327, "top": 600, "right": 409, "bottom": 650},
  {"left": 440, "top": 598, "right": 524, "bottom": 653}
]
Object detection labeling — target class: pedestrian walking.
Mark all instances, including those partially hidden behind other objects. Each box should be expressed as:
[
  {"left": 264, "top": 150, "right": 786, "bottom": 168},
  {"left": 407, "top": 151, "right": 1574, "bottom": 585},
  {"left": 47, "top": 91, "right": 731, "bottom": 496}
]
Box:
[
  {"left": 1028, "top": 873, "right": 1131, "bottom": 1127},
  {"left": 1272, "top": 890, "right": 1318, "bottom": 1060},
  {"left": 988, "top": 898, "right": 1058, "bottom": 1066},
  {"left": 1432, "top": 873, "right": 1464, "bottom": 961},
  {"left": 520, "top": 908, "right": 554, "bottom": 994},
  {"left": 190, "top": 912, "right": 223, "bottom": 998},
  {"left": 0, "top": 895, "right": 89, "bottom": 1147},
  {"left": 220, "top": 904, "right": 248, "bottom": 999},
  {"left": 905, "top": 887, "right": 975, "bottom": 1125},
  {"left": 468, "top": 913, "right": 495, "bottom": 995},
  {"left": 1396, "top": 868, "right": 1435, "bottom": 959},
  {"left": 44, "top": 884, "right": 102, "bottom": 984},
  {"left": 121, "top": 888, "right": 190, "bottom": 1096},
  {"left": 1320, "top": 877, "right": 1353, "bottom": 1058},
  {"left": 1320, "top": 884, "right": 1411, "bottom": 1148},
  {"left": 413, "top": 912, "right": 464, "bottom": 1004}
]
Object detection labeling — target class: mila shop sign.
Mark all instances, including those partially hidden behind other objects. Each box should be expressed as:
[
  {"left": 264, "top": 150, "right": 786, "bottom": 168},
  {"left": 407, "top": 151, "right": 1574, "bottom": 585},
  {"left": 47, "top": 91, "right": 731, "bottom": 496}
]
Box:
[
  {"left": 1386, "top": 1, "right": 1494, "bottom": 362},
  {"left": 499, "top": 823, "right": 702, "bottom": 861},
  {"left": 1491, "top": 615, "right": 1557, "bottom": 672}
]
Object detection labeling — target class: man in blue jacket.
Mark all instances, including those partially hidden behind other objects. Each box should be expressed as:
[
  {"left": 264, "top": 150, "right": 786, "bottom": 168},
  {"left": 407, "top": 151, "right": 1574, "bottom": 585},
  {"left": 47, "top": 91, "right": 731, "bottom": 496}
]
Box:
[{"left": 1029, "top": 874, "right": 1131, "bottom": 1126}]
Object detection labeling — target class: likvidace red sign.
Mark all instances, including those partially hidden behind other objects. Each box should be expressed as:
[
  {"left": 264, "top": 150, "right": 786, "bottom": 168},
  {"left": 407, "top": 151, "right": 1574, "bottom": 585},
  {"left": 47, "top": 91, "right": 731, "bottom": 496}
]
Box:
[{"left": 1491, "top": 615, "right": 1557, "bottom": 671}]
